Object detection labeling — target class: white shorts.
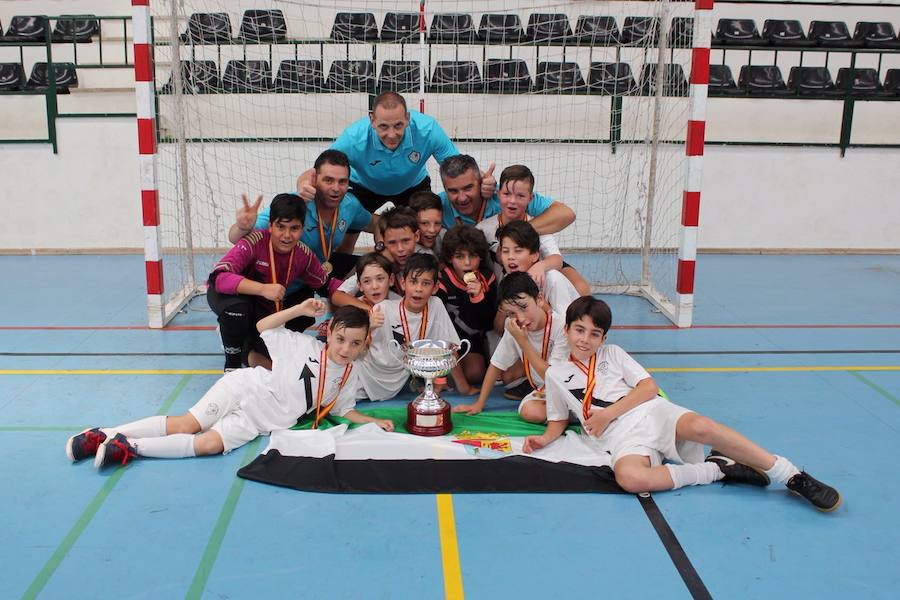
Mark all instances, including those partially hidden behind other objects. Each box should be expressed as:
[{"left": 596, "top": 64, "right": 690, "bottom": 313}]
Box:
[
  {"left": 188, "top": 369, "right": 267, "bottom": 453},
  {"left": 517, "top": 390, "right": 545, "bottom": 416},
  {"left": 601, "top": 397, "right": 704, "bottom": 468}
]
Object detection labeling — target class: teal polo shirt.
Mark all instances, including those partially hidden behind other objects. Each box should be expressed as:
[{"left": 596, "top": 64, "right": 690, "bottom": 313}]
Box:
[
  {"left": 331, "top": 111, "right": 459, "bottom": 195},
  {"left": 438, "top": 189, "right": 554, "bottom": 230}
]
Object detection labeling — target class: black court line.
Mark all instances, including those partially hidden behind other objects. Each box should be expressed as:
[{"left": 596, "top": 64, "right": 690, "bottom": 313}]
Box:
[{"left": 638, "top": 493, "right": 713, "bottom": 600}]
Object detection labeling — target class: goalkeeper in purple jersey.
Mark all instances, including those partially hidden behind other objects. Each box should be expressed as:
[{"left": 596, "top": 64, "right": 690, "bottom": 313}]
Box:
[{"left": 207, "top": 194, "right": 341, "bottom": 371}]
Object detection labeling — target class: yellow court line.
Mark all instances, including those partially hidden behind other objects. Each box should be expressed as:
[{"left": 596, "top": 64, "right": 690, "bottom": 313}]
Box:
[
  {"left": 2, "top": 366, "right": 900, "bottom": 376},
  {"left": 436, "top": 494, "right": 464, "bottom": 600}
]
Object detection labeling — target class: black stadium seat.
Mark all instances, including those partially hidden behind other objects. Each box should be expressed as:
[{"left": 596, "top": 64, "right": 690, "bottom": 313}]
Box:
[
  {"left": 161, "top": 60, "right": 220, "bottom": 94},
  {"left": 381, "top": 12, "right": 420, "bottom": 43},
  {"left": 573, "top": 16, "right": 619, "bottom": 46},
  {"left": 738, "top": 65, "right": 789, "bottom": 94},
  {"left": 478, "top": 14, "right": 524, "bottom": 43},
  {"left": 639, "top": 63, "right": 688, "bottom": 96},
  {"left": 4, "top": 16, "right": 48, "bottom": 41},
  {"left": 535, "top": 61, "right": 586, "bottom": 93},
  {"left": 0, "top": 63, "right": 26, "bottom": 91},
  {"left": 835, "top": 67, "right": 882, "bottom": 95},
  {"left": 708, "top": 64, "right": 740, "bottom": 96},
  {"left": 526, "top": 13, "right": 572, "bottom": 44},
  {"left": 331, "top": 12, "right": 377, "bottom": 42},
  {"left": 588, "top": 62, "right": 637, "bottom": 95},
  {"left": 222, "top": 60, "right": 272, "bottom": 93},
  {"left": 378, "top": 60, "right": 421, "bottom": 93},
  {"left": 670, "top": 17, "right": 694, "bottom": 48},
  {"left": 762, "top": 19, "right": 811, "bottom": 47},
  {"left": 427, "top": 61, "right": 481, "bottom": 93},
  {"left": 26, "top": 62, "right": 78, "bottom": 91},
  {"left": 853, "top": 22, "right": 900, "bottom": 48},
  {"left": 714, "top": 18, "right": 765, "bottom": 46},
  {"left": 484, "top": 59, "right": 531, "bottom": 93},
  {"left": 428, "top": 14, "right": 476, "bottom": 43},
  {"left": 808, "top": 21, "right": 857, "bottom": 47},
  {"left": 275, "top": 60, "right": 323, "bottom": 92},
  {"left": 788, "top": 66, "right": 838, "bottom": 95},
  {"left": 237, "top": 10, "right": 287, "bottom": 43},
  {"left": 53, "top": 15, "right": 99, "bottom": 42},
  {"left": 180, "top": 13, "right": 231, "bottom": 44},
  {"left": 326, "top": 60, "right": 375, "bottom": 93},
  {"left": 620, "top": 17, "right": 659, "bottom": 46},
  {"left": 883, "top": 69, "right": 900, "bottom": 95}
]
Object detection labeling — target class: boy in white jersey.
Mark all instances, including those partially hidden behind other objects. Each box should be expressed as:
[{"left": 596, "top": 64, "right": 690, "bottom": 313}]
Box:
[
  {"left": 355, "top": 253, "right": 478, "bottom": 401},
  {"left": 524, "top": 297, "right": 842, "bottom": 512},
  {"left": 453, "top": 272, "right": 568, "bottom": 423},
  {"left": 67, "top": 302, "right": 393, "bottom": 469}
]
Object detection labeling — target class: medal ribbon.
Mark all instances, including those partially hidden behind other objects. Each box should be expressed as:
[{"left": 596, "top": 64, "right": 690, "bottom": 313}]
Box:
[
  {"left": 570, "top": 352, "right": 598, "bottom": 422},
  {"left": 317, "top": 205, "right": 340, "bottom": 263},
  {"left": 313, "top": 346, "right": 353, "bottom": 429},
  {"left": 267, "top": 239, "right": 295, "bottom": 312},
  {"left": 399, "top": 301, "right": 428, "bottom": 343},
  {"left": 522, "top": 311, "right": 552, "bottom": 392}
]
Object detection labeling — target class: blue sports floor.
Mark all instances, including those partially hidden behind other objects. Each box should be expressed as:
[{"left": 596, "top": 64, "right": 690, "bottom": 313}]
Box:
[{"left": 1, "top": 253, "right": 899, "bottom": 599}]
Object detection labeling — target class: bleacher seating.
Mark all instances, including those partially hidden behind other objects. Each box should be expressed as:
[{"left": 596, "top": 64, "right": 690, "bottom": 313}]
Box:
[
  {"left": 378, "top": 60, "right": 421, "bottom": 93},
  {"left": 535, "top": 61, "right": 586, "bottom": 93},
  {"left": 52, "top": 15, "right": 99, "bottom": 43},
  {"left": 573, "top": 16, "right": 618, "bottom": 46},
  {"left": 0, "top": 63, "right": 26, "bottom": 91},
  {"left": 670, "top": 17, "right": 694, "bottom": 48},
  {"left": 428, "top": 14, "right": 477, "bottom": 43},
  {"left": 715, "top": 18, "right": 766, "bottom": 46},
  {"left": 26, "top": 62, "right": 78, "bottom": 91},
  {"left": 788, "top": 66, "right": 838, "bottom": 94},
  {"left": 854, "top": 22, "right": 900, "bottom": 48},
  {"left": 484, "top": 59, "right": 531, "bottom": 93},
  {"left": 478, "top": 14, "right": 524, "bottom": 44},
  {"left": 762, "top": 19, "right": 811, "bottom": 46},
  {"left": 180, "top": 13, "right": 231, "bottom": 44},
  {"left": 620, "top": 17, "right": 659, "bottom": 46},
  {"left": 4, "top": 16, "right": 48, "bottom": 41},
  {"left": 526, "top": 14, "right": 572, "bottom": 44},
  {"left": 808, "top": 21, "right": 857, "bottom": 47},
  {"left": 884, "top": 69, "right": 900, "bottom": 94},
  {"left": 331, "top": 12, "right": 378, "bottom": 42},
  {"left": 237, "top": 9, "right": 287, "bottom": 43},
  {"left": 708, "top": 64, "right": 740, "bottom": 96},
  {"left": 381, "top": 12, "right": 420, "bottom": 43},
  {"left": 836, "top": 67, "right": 882, "bottom": 95},
  {"left": 739, "top": 65, "right": 789, "bottom": 94},
  {"left": 326, "top": 60, "right": 375, "bottom": 93},
  {"left": 427, "top": 61, "right": 481, "bottom": 92},
  {"left": 161, "top": 61, "right": 220, "bottom": 94},
  {"left": 588, "top": 62, "right": 637, "bottom": 95},
  {"left": 222, "top": 60, "right": 272, "bottom": 93},
  {"left": 639, "top": 63, "right": 688, "bottom": 96},
  {"left": 275, "top": 60, "right": 322, "bottom": 92}
]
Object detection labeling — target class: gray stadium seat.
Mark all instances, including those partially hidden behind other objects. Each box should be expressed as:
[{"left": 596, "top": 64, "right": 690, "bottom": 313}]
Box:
[
  {"left": 478, "top": 14, "right": 524, "bottom": 43},
  {"left": 808, "top": 21, "right": 857, "bottom": 47},
  {"left": 535, "top": 61, "right": 586, "bottom": 93},
  {"left": 160, "top": 61, "right": 220, "bottom": 94},
  {"left": 237, "top": 10, "right": 287, "bottom": 43},
  {"left": 326, "top": 60, "right": 375, "bottom": 93},
  {"left": 883, "top": 69, "right": 900, "bottom": 95},
  {"left": 331, "top": 12, "right": 378, "bottom": 42},
  {"left": 180, "top": 13, "right": 232, "bottom": 44},
  {"left": 428, "top": 14, "right": 476, "bottom": 43},
  {"left": 484, "top": 59, "right": 531, "bottom": 93},
  {"left": 670, "top": 17, "right": 694, "bottom": 48},
  {"left": 52, "top": 15, "right": 100, "bottom": 43},
  {"left": 275, "top": 60, "right": 323, "bottom": 92},
  {"left": 0, "top": 63, "right": 26, "bottom": 91},
  {"left": 427, "top": 61, "right": 481, "bottom": 93},
  {"left": 26, "top": 62, "right": 78, "bottom": 91},
  {"left": 4, "top": 16, "right": 48, "bottom": 41},
  {"left": 587, "top": 62, "right": 637, "bottom": 95},
  {"left": 835, "top": 67, "right": 882, "bottom": 95},
  {"left": 222, "top": 60, "right": 272, "bottom": 93},
  {"left": 526, "top": 13, "right": 572, "bottom": 44},
  {"left": 378, "top": 60, "right": 421, "bottom": 93},
  {"left": 853, "top": 22, "right": 900, "bottom": 48},
  {"left": 381, "top": 12, "right": 420, "bottom": 43},
  {"left": 573, "top": 16, "right": 619, "bottom": 46}
]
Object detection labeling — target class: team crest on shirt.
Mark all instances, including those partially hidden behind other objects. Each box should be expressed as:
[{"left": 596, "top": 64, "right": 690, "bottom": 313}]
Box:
[
  {"left": 338, "top": 218, "right": 347, "bottom": 232},
  {"left": 599, "top": 361, "right": 608, "bottom": 374},
  {"left": 408, "top": 150, "right": 421, "bottom": 163}
]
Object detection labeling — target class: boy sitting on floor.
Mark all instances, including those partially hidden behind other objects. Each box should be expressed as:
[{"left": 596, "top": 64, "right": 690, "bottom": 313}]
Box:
[
  {"left": 67, "top": 302, "right": 393, "bottom": 469},
  {"left": 524, "top": 296, "right": 842, "bottom": 512}
]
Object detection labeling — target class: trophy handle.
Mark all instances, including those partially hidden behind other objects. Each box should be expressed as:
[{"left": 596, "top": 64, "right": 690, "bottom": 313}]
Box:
[
  {"left": 389, "top": 339, "right": 405, "bottom": 361},
  {"left": 456, "top": 339, "right": 471, "bottom": 362}
]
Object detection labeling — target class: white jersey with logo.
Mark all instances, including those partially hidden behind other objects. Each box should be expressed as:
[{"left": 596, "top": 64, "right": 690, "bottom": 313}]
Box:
[
  {"left": 357, "top": 296, "right": 461, "bottom": 401},
  {"left": 541, "top": 270, "right": 580, "bottom": 315},
  {"left": 490, "top": 310, "right": 569, "bottom": 388}
]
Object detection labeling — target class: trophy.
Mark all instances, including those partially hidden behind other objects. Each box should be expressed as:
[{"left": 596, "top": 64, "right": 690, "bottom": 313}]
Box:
[{"left": 391, "top": 338, "right": 470, "bottom": 436}]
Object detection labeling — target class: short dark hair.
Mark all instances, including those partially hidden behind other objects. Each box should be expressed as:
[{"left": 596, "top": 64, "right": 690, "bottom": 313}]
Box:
[
  {"left": 402, "top": 252, "right": 439, "bottom": 281},
  {"left": 314, "top": 149, "right": 350, "bottom": 173},
  {"left": 372, "top": 91, "right": 408, "bottom": 113},
  {"left": 355, "top": 252, "right": 393, "bottom": 279},
  {"left": 565, "top": 296, "right": 612, "bottom": 335},
  {"left": 269, "top": 193, "right": 306, "bottom": 224},
  {"left": 498, "top": 271, "right": 540, "bottom": 305},
  {"left": 496, "top": 220, "right": 540, "bottom": 253},
  {"left": 379, "top": 206, "right": 419, "bottom": 236},
  {"left": 499, "top": 164, "right": 535, "bottom": 193},
  {"left": 440, "top": 224, "right": 489, "bottom": 266},
  {"left": 408, "top": 191, "right": 443, "bottom": 214},
  {"left": 439, "top": 154, "right": 481, "bottom": 181},
  {"left": 330, "top": 305, "right": 371, "bottom": 335}
]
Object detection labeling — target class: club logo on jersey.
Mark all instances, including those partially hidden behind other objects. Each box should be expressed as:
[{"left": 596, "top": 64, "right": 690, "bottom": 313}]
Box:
[
  {"left": 408, "top": 150, "right": 421, "bottom": 164},
  {"left": 599, "top": 361, "right": 608, "bottom": 374},
  {"left": 205, "top": 403, "right": 220, "bottom": 416},
  {"left": 338, "top": 218, "right": 347, "bottom": 232},
  {"left": 306, "top": 226, "right": 317, "bottom": 232},
  {"left": 564, "top": 374, "right": 575, "bottom": 383}
]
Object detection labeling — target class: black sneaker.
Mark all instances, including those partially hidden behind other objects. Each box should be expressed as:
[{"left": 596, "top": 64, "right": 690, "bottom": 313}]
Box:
[
  {"left": 65, "top": 428, "right": 107, "bottom": 462},
  {"left": 706, "top": 450, "right": 770, "bottom": 487},
  {"left": 94, "top": 433, "right": 138, "bottom": 469},
  {"left": 503, "top": 380, "right": 534, "bottom": 401},
  {"left": 786, "top": 471, "right": 842, "bottom": 512}
]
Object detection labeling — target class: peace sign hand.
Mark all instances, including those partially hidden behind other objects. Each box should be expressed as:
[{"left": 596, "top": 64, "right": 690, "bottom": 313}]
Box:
[{"left": 236, "top": 194, "right": 263, "bottom": 233}]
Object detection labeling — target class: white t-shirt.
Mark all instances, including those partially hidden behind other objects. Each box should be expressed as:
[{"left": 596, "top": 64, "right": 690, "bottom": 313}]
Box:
[
  {"left": 542, "top": 270, "right": 580, "bottom": 314},
  {"left": 253, "top": 327, "right": 359, "bottom": 430},
  {"left": 357, "top": 296, "right": 461, "bottom": 401},
  {"left": 337, "top": 273, "right": 402, "bottom": 301},
  {"left": 476, "top": 215, "right": 562, "bottom": 281},
  {"left": 490, "top": 310, "right": 569, "bottom": 388}
]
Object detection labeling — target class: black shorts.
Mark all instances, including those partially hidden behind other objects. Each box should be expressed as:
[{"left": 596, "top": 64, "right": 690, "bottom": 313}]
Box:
[{"left": 349, "top": 176, "right": 432, "bottom": 214}]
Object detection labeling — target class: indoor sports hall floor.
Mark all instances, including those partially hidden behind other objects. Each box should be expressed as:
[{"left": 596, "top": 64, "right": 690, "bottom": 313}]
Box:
[{"left": 1, "top": 253, "right": 898, "bottom": 600}]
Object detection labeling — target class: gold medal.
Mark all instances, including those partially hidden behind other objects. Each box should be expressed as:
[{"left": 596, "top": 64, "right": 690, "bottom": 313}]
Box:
[{"left": 322, "top": 261, "right": 333, "bottom": 274}]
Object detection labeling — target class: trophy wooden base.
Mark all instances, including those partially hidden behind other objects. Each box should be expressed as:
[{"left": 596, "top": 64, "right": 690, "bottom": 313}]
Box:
[{"left": 406, "top": 400, "right": 453, "bottom": 436}]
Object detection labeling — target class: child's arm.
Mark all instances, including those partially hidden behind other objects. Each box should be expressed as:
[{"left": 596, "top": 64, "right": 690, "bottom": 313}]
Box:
[
  {"left": 331, "top": 290, "right": 371, "bottom": 312},
  {"left": 522, "top": 419, "right": 568, "bottom": 453},
  {"left": 227, "top": 193, "right": 263, "bottom": 244},
  {"left": 453, "top": 363, "right": 501, "bottom": 415},
  {"left": 527, "top": 254, "right": 564, "bottom": 288},
  {"left": 529, "top": 201, "right": 575, "bottom": 235},
  {"left": 256, "top": 298, "right": 327, "bottom": 333},
  {"left": 342, "top": 409, "right": 394, "bottom": 432},
  {"left": 584, "top": 377, "right": 659, "bottom": 438}
]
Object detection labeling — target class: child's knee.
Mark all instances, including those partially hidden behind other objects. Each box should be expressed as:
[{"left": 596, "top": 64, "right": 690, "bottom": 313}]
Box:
[
  {"left": 193, "top": 431, "right": 224, "bottom": 456},
  {"left": 519, "top": 401, "right": 546, "bottom": 424},
  {"left": 167, "top": 414, "right": 201, "bottom": 435},
  {"left": 615, "top": 468, "right": 651, "bottom": 494},
  {"left": 680, "top": 414, "right": 719, "bottom": 445}
]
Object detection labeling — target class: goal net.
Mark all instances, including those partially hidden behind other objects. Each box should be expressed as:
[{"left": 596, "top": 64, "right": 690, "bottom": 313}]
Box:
[{"left": 143, "top": 0, "right": 705, "bottom": 327}]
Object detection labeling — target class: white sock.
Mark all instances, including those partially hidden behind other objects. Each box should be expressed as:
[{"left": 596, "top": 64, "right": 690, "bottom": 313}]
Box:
[
  {"left": 102, "top": 415, "right": 167, "bottom": 439},
  {"left": 764, "top": 455, "right": 801, "bottom": 486},
  {"left": 132, "top": 434, "right": 196, "bottom": 459},
  {"left": 666, "top": 462, "right": 724, "bottom": 490}
]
